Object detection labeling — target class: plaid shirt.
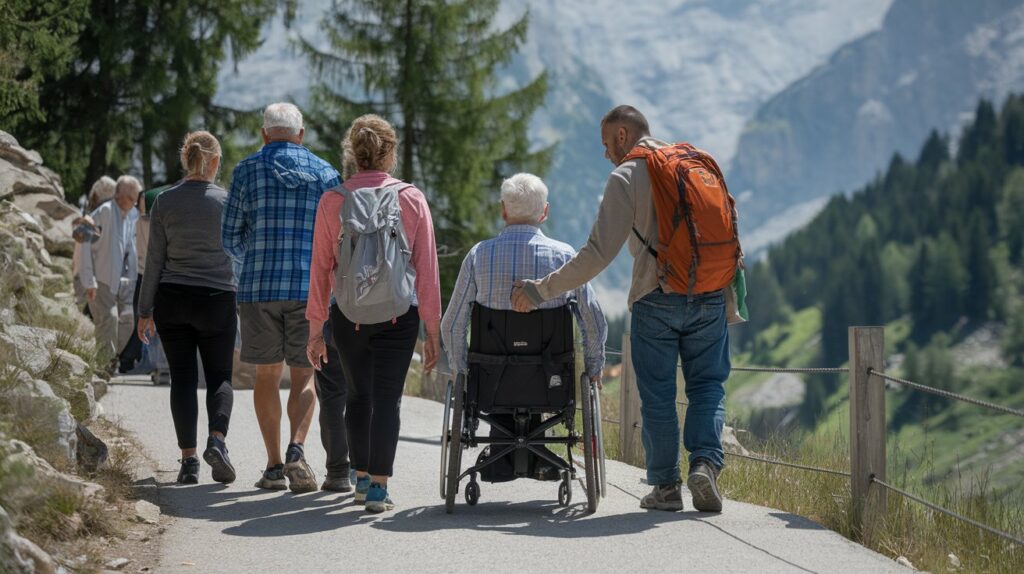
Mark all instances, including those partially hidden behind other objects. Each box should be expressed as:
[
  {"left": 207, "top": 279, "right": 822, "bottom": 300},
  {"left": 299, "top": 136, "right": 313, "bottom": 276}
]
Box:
[
  {"left": 222, "top": 142, "right": 340, "bottom": 302},
  {"left": 441, "top": 224, "right": 607, "bottom": 377}
]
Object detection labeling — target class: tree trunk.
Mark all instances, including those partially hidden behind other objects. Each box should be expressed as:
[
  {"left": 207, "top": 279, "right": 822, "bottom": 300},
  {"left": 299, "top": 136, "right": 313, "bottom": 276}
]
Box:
[{"left": 400, "top": 0, "right": 416, "bottom": 183}]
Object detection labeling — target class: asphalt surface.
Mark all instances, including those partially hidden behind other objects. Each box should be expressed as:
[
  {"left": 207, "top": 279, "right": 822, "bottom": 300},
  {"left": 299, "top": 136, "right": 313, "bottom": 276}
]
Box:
[{"left": 102, "top": 378, "right": 907, "bottom": 573}]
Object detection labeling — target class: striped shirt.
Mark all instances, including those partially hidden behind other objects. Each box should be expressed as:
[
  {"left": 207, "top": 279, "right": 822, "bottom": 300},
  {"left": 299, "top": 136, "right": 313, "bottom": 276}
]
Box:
[
  {"left": 222, "top": 141, "right": 340, "bottom": 302},
  {"left": 441, "top": 224, "right": 607, "bottom": 377}
]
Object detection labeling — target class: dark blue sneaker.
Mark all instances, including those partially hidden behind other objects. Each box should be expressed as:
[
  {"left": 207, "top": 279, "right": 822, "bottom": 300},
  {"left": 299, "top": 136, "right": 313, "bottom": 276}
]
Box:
[
  {"left": 354, "top": 474, "right": 371, "bottom": 504},
  {"left": 365, "top": 482, "right": 394, "bottom": 513},
  {"left": 203, "top": 436, "right": 236, "bottom": 484},
  {"left": 254, "top": 464, "right": 287, "bottom": 490}
]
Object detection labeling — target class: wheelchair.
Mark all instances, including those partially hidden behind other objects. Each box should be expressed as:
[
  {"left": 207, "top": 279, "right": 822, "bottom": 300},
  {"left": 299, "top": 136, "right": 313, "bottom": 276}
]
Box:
[{"left": 439, "top": 304, "right": 606, "bottom": 513}]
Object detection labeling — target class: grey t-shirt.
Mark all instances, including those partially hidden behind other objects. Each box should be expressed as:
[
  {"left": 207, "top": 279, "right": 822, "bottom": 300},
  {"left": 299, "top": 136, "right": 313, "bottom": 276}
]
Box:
[{"left": 138, "top": 180, "right": 236, "bottom": 317}]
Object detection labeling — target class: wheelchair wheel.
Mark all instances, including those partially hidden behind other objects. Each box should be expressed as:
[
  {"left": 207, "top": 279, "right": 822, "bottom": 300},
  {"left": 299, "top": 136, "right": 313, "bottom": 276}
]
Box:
[
  {"left": 439, "top": 379, "right": 454, "bottom": 499},
  {"left": 558, "top": 475, "right": 572, "bottom": 507},
  {"left": 465, "top": 480, "right": 480, "bottom": 506},
  {"left": 593, "top": 380, "right": 607, "bottom": 498},
  {"left": 445, "top": 374, "right": 466, "bottom": 514},
  {"left": 580, "top": 375, "right": 600, "bottom": 512}
]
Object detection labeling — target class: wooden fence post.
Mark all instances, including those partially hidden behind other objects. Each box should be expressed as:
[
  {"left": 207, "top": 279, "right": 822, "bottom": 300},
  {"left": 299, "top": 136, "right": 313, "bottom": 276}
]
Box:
[
  {"left": 849, "top": 326, "right": 886, "bottom": 540},
  {"left": 620, "top": 332, "right": 644, "bottom": 467}
]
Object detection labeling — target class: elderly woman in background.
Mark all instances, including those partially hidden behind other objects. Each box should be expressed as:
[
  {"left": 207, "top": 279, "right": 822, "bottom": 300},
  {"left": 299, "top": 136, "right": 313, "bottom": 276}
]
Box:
[
  {"left": 306, "top": 114, "right": 441, "bottom": 513},
  {"left": 72, "top": 176, "right": 117, "bottom": 310},
  {"left": 80, "top": 175, "right": 141, "bottom": 373},
  {"left": 137, "top": 131, "right": 238, "bottom": 485}
]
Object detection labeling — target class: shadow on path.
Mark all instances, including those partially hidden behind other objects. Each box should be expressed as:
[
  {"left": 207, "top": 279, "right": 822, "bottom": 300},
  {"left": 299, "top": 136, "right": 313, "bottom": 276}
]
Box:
[{"left": 373, "top": 500, "right": 697, "bottom": 538}]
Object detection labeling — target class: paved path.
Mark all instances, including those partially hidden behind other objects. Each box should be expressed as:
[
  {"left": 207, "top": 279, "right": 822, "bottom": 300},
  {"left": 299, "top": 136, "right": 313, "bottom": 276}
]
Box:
[{"left": 102, "top": 379, "right": 906, "bottom": 573}]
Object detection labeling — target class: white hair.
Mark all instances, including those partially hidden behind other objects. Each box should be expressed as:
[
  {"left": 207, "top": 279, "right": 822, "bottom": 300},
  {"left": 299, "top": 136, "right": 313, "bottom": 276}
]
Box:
[
  {"left": 263, "top": 102, "right": 303, "bottom": 135},
  {"left": 88, "top": 176, "right": 117, "bottom": 205},
  {"left": 501, "top": 173, "right": 548, "bottom": 222},
  {"left": 114, "top": 175, "right": 142, "bottom": 198}
]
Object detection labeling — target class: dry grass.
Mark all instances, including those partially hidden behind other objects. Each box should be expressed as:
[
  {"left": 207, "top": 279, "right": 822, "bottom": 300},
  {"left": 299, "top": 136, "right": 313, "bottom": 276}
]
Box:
[{"left": 719, "top": 432, "right": 1024, "bottom": 573}]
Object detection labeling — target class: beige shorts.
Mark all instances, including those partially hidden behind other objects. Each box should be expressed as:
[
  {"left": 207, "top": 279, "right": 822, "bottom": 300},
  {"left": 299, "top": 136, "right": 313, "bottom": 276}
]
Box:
[{"left": 238, "top": 301, "right": 311, "bottom": 368}]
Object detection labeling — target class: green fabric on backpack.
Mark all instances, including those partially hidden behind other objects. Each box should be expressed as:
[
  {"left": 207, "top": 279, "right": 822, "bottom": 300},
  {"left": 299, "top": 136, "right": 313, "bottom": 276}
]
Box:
[{"left": 726, "top": 267, "right": 748, "bottom": 325}]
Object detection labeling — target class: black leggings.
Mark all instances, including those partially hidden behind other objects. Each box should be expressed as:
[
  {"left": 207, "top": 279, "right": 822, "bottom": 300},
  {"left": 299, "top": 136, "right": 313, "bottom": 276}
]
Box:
[
  {"left": 331, "top": 304, "right": 419, "bottom": 477},
  {"left": 153, "top": 283, "right": 236, "bottom": 450}
]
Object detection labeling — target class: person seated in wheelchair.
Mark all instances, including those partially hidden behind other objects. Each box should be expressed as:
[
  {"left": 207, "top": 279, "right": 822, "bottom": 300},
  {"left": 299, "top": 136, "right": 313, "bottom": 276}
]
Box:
[{"left": 441, "top": 173, "right": 607, "bottom": 481}]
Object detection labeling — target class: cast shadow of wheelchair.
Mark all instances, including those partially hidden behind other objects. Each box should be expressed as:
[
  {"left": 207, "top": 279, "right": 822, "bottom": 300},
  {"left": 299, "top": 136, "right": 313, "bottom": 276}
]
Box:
[
  {"left": 135, "top": 476, "right": 370, "bottom": 538},
  {"left": 371, "top": 499, "right": 701, "bottom": 539}
]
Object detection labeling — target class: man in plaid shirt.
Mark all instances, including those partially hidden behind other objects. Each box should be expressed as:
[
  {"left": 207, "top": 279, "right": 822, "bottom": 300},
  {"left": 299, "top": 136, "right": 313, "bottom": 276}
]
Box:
[
  {"left": 441, "top": 173, "right": 607, "bottom": 478},
  {"left": 222, "top": 102, "right": 340, "bottom": 493}
]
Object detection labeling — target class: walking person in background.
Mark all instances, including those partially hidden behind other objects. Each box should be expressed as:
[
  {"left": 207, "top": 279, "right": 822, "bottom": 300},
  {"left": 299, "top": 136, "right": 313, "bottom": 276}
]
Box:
[
  {"left": 137, "top": 131, "right": 238, "bottom": 485},
  {"left": 129, "top": 183, "right": 173, "bottom": 378},
  {"left": 306, "top": 114, "right": 441, "bottom": 513},
  {"left": 512, "top": 105, "right": 740, "bottom": 513},
  {"left": 313, "top": 316, "right": 354, "bottom": 492},
  {"left": 80, "top": 175, "right": 141, "bottom": 374},
  {"left": 72, "top": 176, "right": 117, "bottom": 312},
  {"left": 223, "top": 102, "right": 340, "bottom": 493}
]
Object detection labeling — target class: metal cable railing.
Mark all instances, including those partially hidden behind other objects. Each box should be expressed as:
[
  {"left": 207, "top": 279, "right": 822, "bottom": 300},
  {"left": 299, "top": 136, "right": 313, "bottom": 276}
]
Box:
[
  {"left": 724, "top": 451, "right": 851, "bottom": 478},
  {"left": 732, "top": 366, "right": 848, "bottom": 374},
  {"left": 870, "top": 476, "right": 1024, "bottom": 546},
  {"left": 869, "top": 369, "right": 1024, "bottom": 417}
]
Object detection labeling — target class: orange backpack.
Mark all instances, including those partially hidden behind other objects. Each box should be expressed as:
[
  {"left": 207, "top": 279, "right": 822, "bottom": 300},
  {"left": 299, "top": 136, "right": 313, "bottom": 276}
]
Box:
[{"left": 624, "top": 142, "right": 741, "bottom": 295}]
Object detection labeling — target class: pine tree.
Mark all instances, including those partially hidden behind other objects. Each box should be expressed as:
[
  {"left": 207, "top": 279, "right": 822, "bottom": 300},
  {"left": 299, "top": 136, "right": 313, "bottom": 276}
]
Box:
[
  {"left": 13, "top": 1, "right": 278, "bottom": 197},
  {"left": 302, "top": 0, "right": 551, "bottom": 299},
  {"left": 0, "top": 0, "right": 87, "bottom": 123},
  {"left": 964, "top": 212, "right": 995, "bottom": 321}
]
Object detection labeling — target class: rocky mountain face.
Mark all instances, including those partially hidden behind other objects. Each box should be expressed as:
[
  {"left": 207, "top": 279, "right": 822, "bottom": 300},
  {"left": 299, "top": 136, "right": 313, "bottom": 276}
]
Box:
[
  {"left": 732, "top": 0, "right": 1024, "bottom": 255},
  {"left": 0, "top": 131, "right": 112, "bottom": 572},
  {"left": 215, "top": 0, "right": 892, "bottom": 313}
]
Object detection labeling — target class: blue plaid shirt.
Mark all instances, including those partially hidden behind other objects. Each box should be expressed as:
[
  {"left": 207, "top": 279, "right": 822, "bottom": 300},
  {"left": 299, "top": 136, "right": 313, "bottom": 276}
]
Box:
[
  {"left": 441, "top": 224, "right": 607, "bottom": 377},
  {"left": 222, "top": 142, "right": 340, "bottom": 302}
]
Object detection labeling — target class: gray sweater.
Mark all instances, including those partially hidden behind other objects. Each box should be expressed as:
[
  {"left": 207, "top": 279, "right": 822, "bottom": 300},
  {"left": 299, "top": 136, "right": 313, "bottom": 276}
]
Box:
[{"left": 138, "top": 180, "right": 236, "bottom": 317}]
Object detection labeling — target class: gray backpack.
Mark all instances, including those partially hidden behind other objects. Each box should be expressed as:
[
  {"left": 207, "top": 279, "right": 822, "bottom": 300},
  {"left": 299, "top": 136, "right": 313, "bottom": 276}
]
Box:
[{"left": 332, "top": 184, "right": 416, "bottom": 325}]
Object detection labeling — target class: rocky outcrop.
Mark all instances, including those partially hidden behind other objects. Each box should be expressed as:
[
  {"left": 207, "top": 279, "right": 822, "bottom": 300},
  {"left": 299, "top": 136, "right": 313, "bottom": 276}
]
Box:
[
  {"left": 1, "top": 132, "right": 112, "bottom": 571},
  {"left": 0, "top": 131, "right": 74, "bottom": 256}
]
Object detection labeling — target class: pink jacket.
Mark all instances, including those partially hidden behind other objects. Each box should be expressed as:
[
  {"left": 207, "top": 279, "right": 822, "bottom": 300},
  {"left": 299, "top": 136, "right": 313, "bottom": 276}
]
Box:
[{"left": 306, "top": 170, "right": 441, "bottom": 332}]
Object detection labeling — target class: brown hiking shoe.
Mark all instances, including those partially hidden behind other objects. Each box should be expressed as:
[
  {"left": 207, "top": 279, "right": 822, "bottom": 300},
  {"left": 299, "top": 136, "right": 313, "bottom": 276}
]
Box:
[
  {"left": 687, "top": 459, "right": 723, "bottom": 512},
  {"left": 640, "top": 482, "right": 684, "bottom": 511}
]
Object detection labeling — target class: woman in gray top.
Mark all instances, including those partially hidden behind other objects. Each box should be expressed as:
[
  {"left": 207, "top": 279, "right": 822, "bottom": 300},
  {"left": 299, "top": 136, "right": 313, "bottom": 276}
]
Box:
[{"left": 137, "top": 131, "right": 238, "bottom": 485}]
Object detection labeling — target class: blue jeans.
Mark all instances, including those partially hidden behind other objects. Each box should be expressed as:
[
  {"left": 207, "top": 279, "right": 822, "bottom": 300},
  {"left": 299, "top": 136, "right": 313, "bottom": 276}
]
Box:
[{"left": 631, "top": 289, "right": 730, "bottom": 485}]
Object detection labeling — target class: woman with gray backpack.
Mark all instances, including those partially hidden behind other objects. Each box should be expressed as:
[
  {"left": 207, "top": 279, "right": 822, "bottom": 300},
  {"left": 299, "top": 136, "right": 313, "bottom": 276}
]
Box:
[{"left": 306, "top": 114, "right": 441, "bottom": 513}]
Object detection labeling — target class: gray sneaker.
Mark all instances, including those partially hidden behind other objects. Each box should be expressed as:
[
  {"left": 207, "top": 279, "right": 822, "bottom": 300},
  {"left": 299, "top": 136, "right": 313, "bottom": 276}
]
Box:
[
  {"left": 283, "top": 443, "right": 317, "bottom": 494},
  {"left": 321, "top": 474, "right": 354, "bottom": 493},
  {"left": 640, "top": 482, "right": 684, "bottom": 511},
  {"left": 687, "top": 459, "right": 723, "bottom": 512}
]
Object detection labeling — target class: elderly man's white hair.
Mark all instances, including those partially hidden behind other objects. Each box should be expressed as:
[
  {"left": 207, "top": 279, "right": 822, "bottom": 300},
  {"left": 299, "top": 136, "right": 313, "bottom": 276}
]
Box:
[
  {"left": 115, "top": 174, "right": 142, "bottom": 197},
  {"left": 501, "top": 173, "right": 548, "bottom": 222},
  {"left": 263, "top": 102, "right": 303, "bottom": 135}
]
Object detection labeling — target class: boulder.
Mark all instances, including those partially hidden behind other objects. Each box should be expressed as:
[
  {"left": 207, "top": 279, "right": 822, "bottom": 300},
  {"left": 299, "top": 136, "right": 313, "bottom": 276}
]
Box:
[
  {"left": 722, "top": 426, "right": 750, "bottom": 456},
  {"left": 0, "top": 201, "right": 54, "bottom": 271},
  {"left": 0, "top": 135, "right": 43, "bottom": 167},
  {"left": 2, "top": 380, "right": 79, "bottom": 463},
  {"left": 91, "top": 377, "right": 108, "bottom": 401},
  {"left": 75, "top": 424, "right": 109, "bottom": 474},
  {"left": 0, "top": 130, "right": 64, "bottom": 201},
  {"left": 0, "top": 157, "right": 61, "bottom": 200},
  {"left": 0, "top": 505, "right": 64, "bottom": 574},
  {"left": 11, "top": 194, "right": 75, "bottom": 257},
  {"left": 3, "top": 439, "right": 103, "bottom": 500},
  {"left": 133, "top": 500, "right": 160, "bottom": 525}
]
